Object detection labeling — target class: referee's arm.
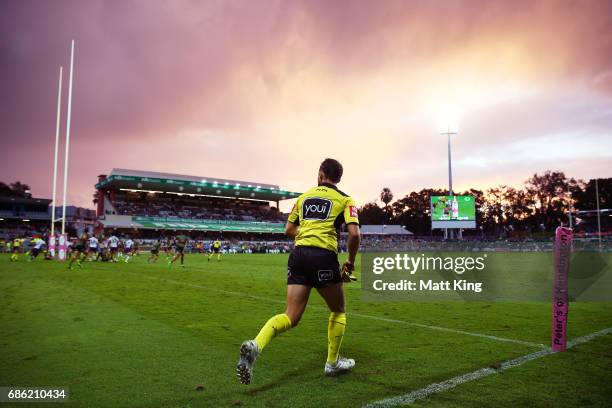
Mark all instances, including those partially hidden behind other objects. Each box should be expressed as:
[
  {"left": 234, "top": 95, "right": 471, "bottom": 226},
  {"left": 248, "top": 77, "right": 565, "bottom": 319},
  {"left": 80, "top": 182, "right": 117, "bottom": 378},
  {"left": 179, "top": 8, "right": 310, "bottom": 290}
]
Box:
[
  {"left": 344, "top": 224, "right": 360, "bottom": 269},
  {"left": 285, "top": 221, "right": 299, "bottom": 238},
  {"left": 343, "top": 197, "right": 360, "bottom": 271},
  {"left": 285, "top": 202, "right": 300, "bottom": 238}
]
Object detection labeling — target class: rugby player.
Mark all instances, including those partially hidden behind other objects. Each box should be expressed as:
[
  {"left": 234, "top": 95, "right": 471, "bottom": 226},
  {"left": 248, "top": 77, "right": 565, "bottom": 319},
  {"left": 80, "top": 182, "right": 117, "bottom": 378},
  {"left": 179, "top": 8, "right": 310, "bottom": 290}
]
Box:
[
  {"left": 208, "top": 239, "right": 222, "bottom": 261},
  {"left": 148, "top": 240, "right": 161, "bottom": 263},
  {"left": 87, "top": 235, "right": 99, "bottom": 261},
  {"left": 107, "top": 234, "right": 120, "bottom": 262},
  {"left": 95, "top": 234, "right": 106, "bottom": 261},
  {"left": 28, "top": 236, "right": 45, "bottom": 262},
  {"left": 68, "top": 232, "right": 89, "bottom": 269},
  {"left": 236, "top": 158, "right": 360, "bottom": 384},
  {"left": 9, "top": 236, "right": 23, "bottom": 261},
  {"left": 169, "top": 234, "right": 189, "bottom": 268},
  {"left": 132, "top": 240, "right": 140, "bottom": 256},
  {"left": 163, "top": 238, "right": 173, "bottom": 260},
  {"left": 123, "top": 237, "right": 134, "bottom": 263}
]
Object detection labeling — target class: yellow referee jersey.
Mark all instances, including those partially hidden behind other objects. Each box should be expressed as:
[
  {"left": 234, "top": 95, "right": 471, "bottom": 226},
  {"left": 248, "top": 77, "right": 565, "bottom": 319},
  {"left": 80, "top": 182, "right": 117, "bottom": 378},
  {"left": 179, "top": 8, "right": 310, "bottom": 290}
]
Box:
[{"left": 287, "top": 183, "right": 359, "bottom": 253}]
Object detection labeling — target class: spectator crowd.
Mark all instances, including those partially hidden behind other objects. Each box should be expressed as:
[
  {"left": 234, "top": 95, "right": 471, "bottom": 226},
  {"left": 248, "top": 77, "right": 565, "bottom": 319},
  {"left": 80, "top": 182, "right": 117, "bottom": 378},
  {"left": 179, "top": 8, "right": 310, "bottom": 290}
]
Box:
[{"left": 109, "top": 191, "right": 286, "bottom": 223}]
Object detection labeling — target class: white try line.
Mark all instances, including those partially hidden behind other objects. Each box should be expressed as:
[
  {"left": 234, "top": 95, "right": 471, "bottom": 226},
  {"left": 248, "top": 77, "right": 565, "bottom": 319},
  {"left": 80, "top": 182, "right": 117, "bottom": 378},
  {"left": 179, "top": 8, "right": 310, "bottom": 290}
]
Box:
[
  {"left": 127, "top": 272, "right": 544, "bottom": 348},
  {"left": 363, "top": 326, "right": 612, "bottom": 408}
]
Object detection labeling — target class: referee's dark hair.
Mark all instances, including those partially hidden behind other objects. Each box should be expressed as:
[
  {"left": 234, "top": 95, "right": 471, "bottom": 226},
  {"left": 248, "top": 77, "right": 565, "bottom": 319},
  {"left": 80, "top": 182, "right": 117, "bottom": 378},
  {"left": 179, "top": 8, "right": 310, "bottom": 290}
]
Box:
[{"left": 319, "top": 158, "right": 343, "bottom": 183}]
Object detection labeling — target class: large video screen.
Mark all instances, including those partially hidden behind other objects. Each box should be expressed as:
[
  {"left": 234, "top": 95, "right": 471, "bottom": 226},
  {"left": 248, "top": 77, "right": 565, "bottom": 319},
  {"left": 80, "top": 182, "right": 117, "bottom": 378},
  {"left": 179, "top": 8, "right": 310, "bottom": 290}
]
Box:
[{"left": 431, "top": 195, "right": 476, "bottom": 224}]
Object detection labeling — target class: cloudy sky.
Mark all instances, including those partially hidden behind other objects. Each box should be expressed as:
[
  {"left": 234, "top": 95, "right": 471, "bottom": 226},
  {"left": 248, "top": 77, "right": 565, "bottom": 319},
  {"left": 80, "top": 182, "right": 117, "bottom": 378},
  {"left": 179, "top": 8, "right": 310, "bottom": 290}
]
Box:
[{"left": 1, "top": 0, "right": 611, "bottom": 210}]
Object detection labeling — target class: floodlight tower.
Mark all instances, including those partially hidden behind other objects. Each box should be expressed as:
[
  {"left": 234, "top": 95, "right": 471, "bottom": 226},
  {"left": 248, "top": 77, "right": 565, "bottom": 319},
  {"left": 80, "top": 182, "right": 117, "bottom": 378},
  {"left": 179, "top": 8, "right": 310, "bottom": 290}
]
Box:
[
  {"left": 440, "top": 124, "right": 457, "bottom": 240},
  {"left": 595, "top": 178, "right": 602, "bottom": 252}
]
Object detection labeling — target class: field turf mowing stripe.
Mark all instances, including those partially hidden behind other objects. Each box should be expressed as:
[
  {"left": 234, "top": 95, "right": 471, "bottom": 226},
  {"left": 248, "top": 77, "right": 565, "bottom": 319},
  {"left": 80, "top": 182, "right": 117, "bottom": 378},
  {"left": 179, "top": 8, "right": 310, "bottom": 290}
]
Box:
[
  {"left": 0, "top": 275, "right": 237, "bottom": 407},
  {"left": 128, "top": 271, "right": 544, "bottom": 348}
]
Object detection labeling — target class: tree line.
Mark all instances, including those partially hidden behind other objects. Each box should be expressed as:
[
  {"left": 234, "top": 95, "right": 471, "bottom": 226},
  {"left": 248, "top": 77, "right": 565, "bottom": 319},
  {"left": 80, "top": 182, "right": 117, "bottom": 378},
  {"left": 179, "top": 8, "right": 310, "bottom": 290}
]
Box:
[
  {"left": 0, "top": 182, "right": 32, "bottom": 198},
  {"left": 359, "top": 171, "right": 611, "bottom": 236}
]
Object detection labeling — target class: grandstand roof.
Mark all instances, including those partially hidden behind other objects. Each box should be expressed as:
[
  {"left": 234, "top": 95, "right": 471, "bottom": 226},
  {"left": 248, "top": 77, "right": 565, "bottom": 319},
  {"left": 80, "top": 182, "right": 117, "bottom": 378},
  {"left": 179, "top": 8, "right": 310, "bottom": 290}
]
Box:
[
  {"left": 0, "top": 196, "right": 51, "bottom": 205},
  {"left": 98, "top": 215, "right": 285, "bottom": 233},
  {"left": 95, "top": 169, "right": 300, "bottom": 201},
  {"left": 0, "top": 195, "right": 51, "bottom": 221}
]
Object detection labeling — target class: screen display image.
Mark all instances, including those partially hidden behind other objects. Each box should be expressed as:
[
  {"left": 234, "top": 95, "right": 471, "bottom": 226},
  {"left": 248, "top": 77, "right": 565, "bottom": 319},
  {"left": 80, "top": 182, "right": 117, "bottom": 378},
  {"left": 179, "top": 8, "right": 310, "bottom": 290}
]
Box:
[{"left": 431, "top": 195, "right": 476, "bottom": 221}]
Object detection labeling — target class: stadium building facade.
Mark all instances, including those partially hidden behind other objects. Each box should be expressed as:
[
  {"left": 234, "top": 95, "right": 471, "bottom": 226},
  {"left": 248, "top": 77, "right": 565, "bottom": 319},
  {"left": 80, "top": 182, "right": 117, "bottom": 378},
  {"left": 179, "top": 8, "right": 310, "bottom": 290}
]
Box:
[
  {"left": 0, "top": 195, "right": 51, "bottom": 239},
  {"left": 94, "top": 169, "right": 300, "bottom": 235}
]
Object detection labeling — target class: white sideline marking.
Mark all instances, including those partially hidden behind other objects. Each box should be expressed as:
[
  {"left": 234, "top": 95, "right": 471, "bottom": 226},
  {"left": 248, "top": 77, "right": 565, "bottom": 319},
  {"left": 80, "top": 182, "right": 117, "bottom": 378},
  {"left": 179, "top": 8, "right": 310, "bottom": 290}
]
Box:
[
  {"left": 349, "top": 314, "right": 545, "bottom": 349},
  {"left": 128, "top": 272, "right": 543, "bottom": 348},
  {"left": 363, "top": 327, "right": 612, "bottom": 408}
]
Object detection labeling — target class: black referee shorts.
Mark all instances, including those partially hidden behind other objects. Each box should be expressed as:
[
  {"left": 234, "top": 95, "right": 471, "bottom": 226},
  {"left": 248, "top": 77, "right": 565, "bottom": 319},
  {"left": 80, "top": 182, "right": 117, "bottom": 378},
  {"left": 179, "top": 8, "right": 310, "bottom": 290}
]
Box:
[{"left": 287, "top": 246, "right": 341, "bottom": 288}]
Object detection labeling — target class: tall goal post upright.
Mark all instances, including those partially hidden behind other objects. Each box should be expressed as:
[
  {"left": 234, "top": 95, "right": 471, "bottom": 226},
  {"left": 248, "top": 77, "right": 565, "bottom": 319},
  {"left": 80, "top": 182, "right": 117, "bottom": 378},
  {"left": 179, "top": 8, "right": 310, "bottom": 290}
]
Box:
[
  {"left": 49, "top": 66, "right": 63, "bottom": 257},
  {"left": 59, "top": 40, "right": 75, "bottom": 261},
  {"left": 61, "top": 40, "right": 75, "bottom": 236}
]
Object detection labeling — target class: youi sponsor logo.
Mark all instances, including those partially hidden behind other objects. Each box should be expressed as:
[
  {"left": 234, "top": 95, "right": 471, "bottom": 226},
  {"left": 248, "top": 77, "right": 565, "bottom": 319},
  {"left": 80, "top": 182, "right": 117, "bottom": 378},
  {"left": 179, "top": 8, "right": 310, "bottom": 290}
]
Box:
[{"left": 302, "top": 198, "right": 332, "bottom": 220}]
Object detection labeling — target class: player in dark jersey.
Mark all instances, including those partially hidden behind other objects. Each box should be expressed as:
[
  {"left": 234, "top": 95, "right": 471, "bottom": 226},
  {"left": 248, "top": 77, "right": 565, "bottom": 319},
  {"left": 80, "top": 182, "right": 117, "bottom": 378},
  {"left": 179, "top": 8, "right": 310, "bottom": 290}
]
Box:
[
  {"left": 68, "top": 232, "right": 89, "bottom": 269},
  {"left": 148, "top": 240, "right": 161, "bottom": 263},
  {"left": 237, "top": 158, "right": 361, "bottom": 384},
  {"left": 168, "top": 234, "right": 189, "bottom": 268},
  {"left": 163, "top": 239, "right": 173, "bottom": 260}
]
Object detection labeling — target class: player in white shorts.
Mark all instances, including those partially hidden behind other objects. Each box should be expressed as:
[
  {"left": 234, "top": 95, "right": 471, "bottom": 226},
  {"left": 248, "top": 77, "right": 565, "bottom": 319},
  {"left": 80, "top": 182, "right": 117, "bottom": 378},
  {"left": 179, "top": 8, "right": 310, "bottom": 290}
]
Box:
[
  {"left": 87, "top": 235, "right": 99, "bottom": 261},
  {"left": 108, "top": 235, "right": 119, "bottom": 262},
  {"left": 28, "top": 237, "right": 45, "bottom": 262},
  {"left": 124, "top": 238, "right": 134, "bottom": 263}
]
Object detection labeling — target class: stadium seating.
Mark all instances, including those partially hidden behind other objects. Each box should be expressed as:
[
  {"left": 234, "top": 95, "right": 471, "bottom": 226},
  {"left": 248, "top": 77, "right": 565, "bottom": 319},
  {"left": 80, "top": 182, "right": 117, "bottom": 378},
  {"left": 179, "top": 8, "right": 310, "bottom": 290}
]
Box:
[{"left": 109, "top": 191, "right": 287, "bottom": 223}]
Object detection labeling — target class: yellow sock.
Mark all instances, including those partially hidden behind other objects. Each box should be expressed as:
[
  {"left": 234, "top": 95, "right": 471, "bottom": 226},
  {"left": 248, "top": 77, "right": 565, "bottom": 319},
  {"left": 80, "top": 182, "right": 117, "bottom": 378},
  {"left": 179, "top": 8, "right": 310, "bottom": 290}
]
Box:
[
  {"left": 327, "top": 312, "right": 346, "bottom": 364},
  {"left": 254, "top": 313, "right": 292, "bottom": 352}
]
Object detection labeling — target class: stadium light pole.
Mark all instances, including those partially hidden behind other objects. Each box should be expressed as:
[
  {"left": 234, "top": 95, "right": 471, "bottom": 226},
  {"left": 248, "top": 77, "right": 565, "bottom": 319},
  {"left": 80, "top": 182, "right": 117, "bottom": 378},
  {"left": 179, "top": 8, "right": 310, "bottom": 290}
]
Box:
[
  {"left": 61, "top": 40, "right": 75, "bottom": 235},
  {"left": 51, "top": 66, "right": 63, "bottom": 241},
  {"left": 567, "top": 185, "right": 573, "bottom": 229},
  {"left": 440, "top": 125, "right": 457, "bottom": 240},
  {"left": 595, "top": 178, "right": 602, "bottom": 252}
]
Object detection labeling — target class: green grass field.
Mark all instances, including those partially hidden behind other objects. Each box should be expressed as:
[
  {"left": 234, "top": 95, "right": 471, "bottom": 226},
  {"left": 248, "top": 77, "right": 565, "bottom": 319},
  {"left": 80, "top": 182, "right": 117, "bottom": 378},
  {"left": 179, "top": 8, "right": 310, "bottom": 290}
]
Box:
[{"left": 1, "top": 252, "right": 611, "bottom": 407}]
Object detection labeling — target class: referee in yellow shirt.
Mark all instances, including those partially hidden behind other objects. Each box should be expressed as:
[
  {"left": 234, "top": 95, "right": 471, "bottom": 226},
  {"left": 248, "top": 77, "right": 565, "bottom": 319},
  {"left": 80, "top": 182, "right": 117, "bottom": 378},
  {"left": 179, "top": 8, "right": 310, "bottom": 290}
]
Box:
[{"left": 237, "top": 158, "right": 361, "bottom": 384}]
